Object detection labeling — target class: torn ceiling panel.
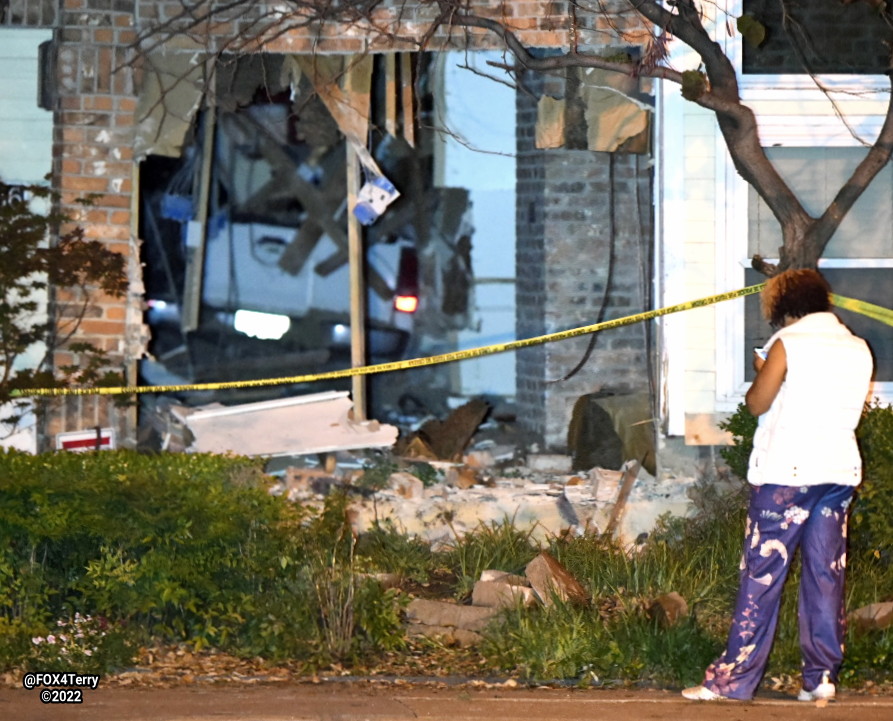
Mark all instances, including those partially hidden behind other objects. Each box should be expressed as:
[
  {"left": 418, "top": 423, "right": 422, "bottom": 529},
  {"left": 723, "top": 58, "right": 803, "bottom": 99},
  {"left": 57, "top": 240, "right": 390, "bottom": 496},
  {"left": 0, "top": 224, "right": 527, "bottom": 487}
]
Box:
[
  {"left": 137, "top": 52, "right": 294, "bottom": 161},
  {"left": 135, "top": 51, "right": 207, "bottom": 160}
]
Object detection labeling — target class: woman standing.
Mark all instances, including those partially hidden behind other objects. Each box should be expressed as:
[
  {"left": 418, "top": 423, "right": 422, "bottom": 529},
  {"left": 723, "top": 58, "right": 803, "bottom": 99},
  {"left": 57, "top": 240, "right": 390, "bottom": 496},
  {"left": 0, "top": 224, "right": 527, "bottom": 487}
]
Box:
[{"left": 683, "top": 269, "right": 874, "bottom": 702}]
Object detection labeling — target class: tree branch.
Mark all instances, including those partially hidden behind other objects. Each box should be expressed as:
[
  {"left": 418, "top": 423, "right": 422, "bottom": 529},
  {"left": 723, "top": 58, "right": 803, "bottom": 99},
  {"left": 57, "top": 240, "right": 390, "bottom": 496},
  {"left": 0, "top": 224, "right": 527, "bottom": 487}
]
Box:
[{"left": 814, "top": 74, "right": 893, "bottom": 255}]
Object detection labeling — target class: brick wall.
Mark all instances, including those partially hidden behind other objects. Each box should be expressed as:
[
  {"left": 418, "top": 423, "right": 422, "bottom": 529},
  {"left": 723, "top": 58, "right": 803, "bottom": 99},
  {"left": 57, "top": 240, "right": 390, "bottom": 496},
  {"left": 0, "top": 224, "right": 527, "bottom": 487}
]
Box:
[
  {"left": 44, "top": 0, "right": 653, "bottom": 450},
  {"left": 42, "top": 0, "right": 142, "bottom": 448},
  {"left": 515, "top": 67, "right": 654, "bottom": 450}
]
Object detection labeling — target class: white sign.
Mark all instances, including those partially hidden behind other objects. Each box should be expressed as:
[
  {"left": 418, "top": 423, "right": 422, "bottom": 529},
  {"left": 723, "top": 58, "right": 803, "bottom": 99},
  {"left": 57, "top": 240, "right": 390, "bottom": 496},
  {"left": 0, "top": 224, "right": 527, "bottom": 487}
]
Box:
[{"left": 56, "top": 428, "right": 116, "bottom": 452}]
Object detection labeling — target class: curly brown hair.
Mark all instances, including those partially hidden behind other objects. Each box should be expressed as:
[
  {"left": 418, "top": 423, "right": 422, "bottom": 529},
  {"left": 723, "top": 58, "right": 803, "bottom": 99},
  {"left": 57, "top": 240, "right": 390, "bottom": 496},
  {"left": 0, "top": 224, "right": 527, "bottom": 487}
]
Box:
[{"left": 761, "top": 269, "right": 832, "bottom": 327}]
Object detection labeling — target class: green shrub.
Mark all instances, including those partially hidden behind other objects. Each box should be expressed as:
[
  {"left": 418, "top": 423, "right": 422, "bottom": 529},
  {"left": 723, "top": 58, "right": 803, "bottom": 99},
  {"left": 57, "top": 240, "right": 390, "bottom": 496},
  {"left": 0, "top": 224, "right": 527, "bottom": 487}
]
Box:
[
  {"left": 852, "top": 400, "right": 893, "bottom": 560},
  {"left": 717, "top": 402, "right": 757, "bottom": 481},
  {"left": 27, "top": 613, "right": 135, "bottom": 674},
  {"left": 0, "top": 450, "right": 415, "bottom": 671},
  {"left": 0, "top": 450, "right": 312, "bottom": 664}
]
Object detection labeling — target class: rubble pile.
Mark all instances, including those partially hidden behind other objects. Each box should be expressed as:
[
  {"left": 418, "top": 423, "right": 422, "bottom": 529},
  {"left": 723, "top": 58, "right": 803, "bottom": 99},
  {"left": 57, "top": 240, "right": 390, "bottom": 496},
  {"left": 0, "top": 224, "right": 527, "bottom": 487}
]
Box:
[
  {"left": 266, "top": 400, "right": 702, "bottom": 550},
  {"left": 143, "top": 391, "right": 707, "bottom": 549}
]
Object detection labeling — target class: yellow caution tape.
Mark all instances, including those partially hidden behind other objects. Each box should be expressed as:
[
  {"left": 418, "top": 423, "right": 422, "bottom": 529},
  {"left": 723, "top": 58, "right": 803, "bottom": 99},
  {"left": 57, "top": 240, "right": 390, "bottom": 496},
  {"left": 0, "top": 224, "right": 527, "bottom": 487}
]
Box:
[
  {"left": 8, "top": 283, "right": 890, "bottom": 398},
  {"left": 831, "top": 293, "right": 893, "bottom": 328}
]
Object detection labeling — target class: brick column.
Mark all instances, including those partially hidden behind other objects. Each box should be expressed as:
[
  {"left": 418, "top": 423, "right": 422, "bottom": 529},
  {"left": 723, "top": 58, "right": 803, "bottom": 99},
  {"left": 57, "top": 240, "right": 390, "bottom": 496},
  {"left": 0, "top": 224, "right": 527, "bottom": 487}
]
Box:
[
  {"left": 45, "top": 0, "right": 142, "bottom": 449},
  {"left": 515, "top": 68, "right": 654, "bottom": 450}
]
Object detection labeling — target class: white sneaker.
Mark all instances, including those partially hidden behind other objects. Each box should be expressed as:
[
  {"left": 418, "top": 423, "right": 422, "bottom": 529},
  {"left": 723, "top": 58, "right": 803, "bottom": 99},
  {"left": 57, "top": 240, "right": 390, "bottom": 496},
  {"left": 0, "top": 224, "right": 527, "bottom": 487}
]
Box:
[
  {"left": 798, "top": 671, "right": 835, "bottom": 702},
  {"left": 681, "top": 685, "right": 725, "bottom": 701}
]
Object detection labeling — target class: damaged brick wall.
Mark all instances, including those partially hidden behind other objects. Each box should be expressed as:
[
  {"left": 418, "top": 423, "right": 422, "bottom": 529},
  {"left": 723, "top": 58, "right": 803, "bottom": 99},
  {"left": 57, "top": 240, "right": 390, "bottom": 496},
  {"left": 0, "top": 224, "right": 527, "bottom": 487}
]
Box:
[
  {"left": 42, "top": 1, "right": 651, "bottom": 449},
  {"left": 515, "top": 67, "right": 654, "bottom": 451},
  {"left": 43, "top": 0, "right": 142, "bottom": 448}
]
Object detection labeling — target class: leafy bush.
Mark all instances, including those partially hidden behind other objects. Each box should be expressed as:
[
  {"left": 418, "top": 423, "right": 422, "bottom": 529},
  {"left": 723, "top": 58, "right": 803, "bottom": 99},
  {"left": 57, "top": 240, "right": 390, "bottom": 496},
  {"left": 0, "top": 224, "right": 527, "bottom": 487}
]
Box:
[
  {"left": 717, "top": 402, "right": 757, "bottom": 481},
  {"left": 0, "top": 449, "right": 408, "bottom": 669},
  {"left": 852, "top": 400, "right": 893, "bottom": 560},
  {"left": 0, "top": 181, "right": 127, "bottom": 436},
  {"left": 28, "top": 613, "right": 134, "bottom": 674}
]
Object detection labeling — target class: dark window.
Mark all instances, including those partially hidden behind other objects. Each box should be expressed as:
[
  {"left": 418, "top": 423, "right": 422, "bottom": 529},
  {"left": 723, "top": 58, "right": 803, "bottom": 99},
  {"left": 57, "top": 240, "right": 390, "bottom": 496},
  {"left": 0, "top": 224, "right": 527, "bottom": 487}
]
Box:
[{"left": 742, "top": 0, "right": 892, "bottom": 75}]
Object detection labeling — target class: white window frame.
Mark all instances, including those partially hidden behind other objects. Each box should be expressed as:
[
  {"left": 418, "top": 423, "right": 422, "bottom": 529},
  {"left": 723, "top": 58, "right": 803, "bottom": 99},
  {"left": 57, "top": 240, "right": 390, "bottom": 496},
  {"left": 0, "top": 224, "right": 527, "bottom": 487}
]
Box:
[{"left": 714, "top": 0, "right": 893, "bottom": 410}]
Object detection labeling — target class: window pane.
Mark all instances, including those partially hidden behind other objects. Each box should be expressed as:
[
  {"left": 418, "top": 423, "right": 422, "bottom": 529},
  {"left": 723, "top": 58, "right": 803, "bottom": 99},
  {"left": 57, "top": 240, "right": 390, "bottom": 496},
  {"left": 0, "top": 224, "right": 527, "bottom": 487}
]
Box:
[
  {"left": 741, "top": 0, "right": 889, "bottom": 75},
  {"left": 744, "top": 268, "right": 893, "bottom": 383},
  {"left": 748, "top": 147, "right": 893, "bottom": 260}
]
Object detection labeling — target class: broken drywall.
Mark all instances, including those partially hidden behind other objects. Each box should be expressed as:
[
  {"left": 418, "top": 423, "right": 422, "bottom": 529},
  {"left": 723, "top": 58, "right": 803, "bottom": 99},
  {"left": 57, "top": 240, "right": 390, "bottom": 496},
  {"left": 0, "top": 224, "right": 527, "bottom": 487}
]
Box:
[{"left": 178, "top": 390, "right": 398, "bottom": 456}]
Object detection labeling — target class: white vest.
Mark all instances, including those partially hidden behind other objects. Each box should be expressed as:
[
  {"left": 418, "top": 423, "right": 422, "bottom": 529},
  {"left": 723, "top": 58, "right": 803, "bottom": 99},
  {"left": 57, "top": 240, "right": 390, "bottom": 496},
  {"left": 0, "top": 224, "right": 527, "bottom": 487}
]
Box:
[{"left": 747, "top": 312, "right": 873, "bottom": 487}]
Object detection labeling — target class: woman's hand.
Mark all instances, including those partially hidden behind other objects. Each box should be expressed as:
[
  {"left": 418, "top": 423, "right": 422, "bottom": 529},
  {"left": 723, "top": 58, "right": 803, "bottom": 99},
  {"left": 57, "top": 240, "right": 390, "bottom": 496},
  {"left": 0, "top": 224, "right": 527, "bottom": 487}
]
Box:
[
  {"left": 752, "top": 349, "right": 766, "bottom": 373},
  {"left": 746, "top": 340, "right": 787, "bottom": 416}
]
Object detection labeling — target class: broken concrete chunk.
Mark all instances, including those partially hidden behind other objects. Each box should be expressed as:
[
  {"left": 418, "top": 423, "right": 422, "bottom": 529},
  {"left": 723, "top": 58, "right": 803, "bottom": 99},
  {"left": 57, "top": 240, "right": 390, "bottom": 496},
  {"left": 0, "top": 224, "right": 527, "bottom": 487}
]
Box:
[
  {"left": 479, "top": 570, "right": 529, "bottom": 586},
  {"left": 388, "top": 471, "right": 425, "bottom": 500},
  {"left": 405, "top": 623, "right": 482, "bottom": 648},
  {"left": 464, "top": 449, "right": 495, "bottom": 468},
  {"left": 590, "top": 467, "right": 623, "bottom": 503},
  {"left": 472, "top": 580, "right": 537, "bottom": 609},
  {"left": 524, "top": 551, "right": 590, "bottom": 607},
  {"left": 849, "top": 602, "right": 893, "bottom": 633},
  {"left": 405, "top": 598, "right": 499, "bottom": 632},
  {"left": 647, "top": 592, "right": 689, "bottom": 628},
  {"left": 526, "top": 454, "right": 573, "bottom": 474},
  {"left": 444, "top": 465, "right": 478, "bottom": 489}
]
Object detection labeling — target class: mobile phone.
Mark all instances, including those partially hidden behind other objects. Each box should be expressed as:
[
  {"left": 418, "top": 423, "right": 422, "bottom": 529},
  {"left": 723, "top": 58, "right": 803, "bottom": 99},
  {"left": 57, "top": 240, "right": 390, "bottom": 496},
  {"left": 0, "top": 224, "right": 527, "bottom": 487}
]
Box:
[{"left": 753, "top": 346, "right": 768, "bottom": 361}]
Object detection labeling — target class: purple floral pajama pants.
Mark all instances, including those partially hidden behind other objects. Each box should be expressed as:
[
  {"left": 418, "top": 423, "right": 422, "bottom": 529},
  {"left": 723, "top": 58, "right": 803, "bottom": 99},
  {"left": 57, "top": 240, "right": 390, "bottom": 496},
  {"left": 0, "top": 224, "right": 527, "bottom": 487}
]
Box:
[{"left": 702, "top": 483, "right": 854, "bottom": 700}]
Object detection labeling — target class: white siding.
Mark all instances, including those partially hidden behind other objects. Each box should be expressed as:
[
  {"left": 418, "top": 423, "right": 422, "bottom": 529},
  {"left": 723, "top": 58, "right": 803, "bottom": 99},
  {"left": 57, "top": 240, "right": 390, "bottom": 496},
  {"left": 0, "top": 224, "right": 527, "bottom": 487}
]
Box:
[
  {"left": 0, "top": 30, "right": 52, "bottom": 452},
  {"left": 659, "top": 12, "right": 892, "bottom": 443},
  {"left": 0, "top": 28, "right": 52, "bottom": 185}
]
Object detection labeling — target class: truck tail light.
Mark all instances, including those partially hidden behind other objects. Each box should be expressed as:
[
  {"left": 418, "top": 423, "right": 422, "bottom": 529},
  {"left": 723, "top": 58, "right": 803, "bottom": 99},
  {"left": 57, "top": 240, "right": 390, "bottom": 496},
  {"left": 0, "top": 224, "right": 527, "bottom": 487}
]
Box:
[
  {"left": 394, "top": 294, "right": 419, "bottom": 313},
  {"left": 394, "top": 246, "right": 419, "bottom": 314}
]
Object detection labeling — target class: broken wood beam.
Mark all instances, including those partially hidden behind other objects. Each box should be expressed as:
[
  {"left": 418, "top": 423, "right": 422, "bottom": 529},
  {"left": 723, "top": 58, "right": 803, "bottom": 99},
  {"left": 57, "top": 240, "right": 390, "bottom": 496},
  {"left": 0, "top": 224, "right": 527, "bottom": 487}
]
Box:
[{"left": 605, "top": 460, "right": 641, "bottom": 537}]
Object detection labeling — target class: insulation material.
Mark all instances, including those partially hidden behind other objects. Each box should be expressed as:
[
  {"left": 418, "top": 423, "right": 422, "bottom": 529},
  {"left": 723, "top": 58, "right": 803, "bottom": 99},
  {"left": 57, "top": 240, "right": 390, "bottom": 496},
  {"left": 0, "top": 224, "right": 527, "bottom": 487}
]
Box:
[
  {"left": 583, "top": 86, "right": 649, "bottom": 152},
  {"left": 579, "top": 66, "right": 650, "bottom": 153},
  {"left": 288, "top": 55, "right": 375, "bottom": 161},
  {"left": 535, "top": 95, "right": 565, "bottom": 149},
  {"left": 536, "top": 67, "right": 651, "bottom": 153},
  {"left": 135, "top": 51, "right": 207, "bottom": 159}
]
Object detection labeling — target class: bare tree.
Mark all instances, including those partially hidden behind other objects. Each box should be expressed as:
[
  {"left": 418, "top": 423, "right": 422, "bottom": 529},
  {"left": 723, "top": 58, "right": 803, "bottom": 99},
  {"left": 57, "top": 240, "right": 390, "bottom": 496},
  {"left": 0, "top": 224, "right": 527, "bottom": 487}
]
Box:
[{"left": 133, "top": 0, "right": 893, "bottom": 273}]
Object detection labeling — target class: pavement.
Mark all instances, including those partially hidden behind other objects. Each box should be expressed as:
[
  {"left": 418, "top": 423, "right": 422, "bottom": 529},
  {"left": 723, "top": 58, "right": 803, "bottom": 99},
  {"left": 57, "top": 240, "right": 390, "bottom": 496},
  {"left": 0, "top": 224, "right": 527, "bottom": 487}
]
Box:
[{"left": 3, "top": 679, "right": 893, "bottom": 721}]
